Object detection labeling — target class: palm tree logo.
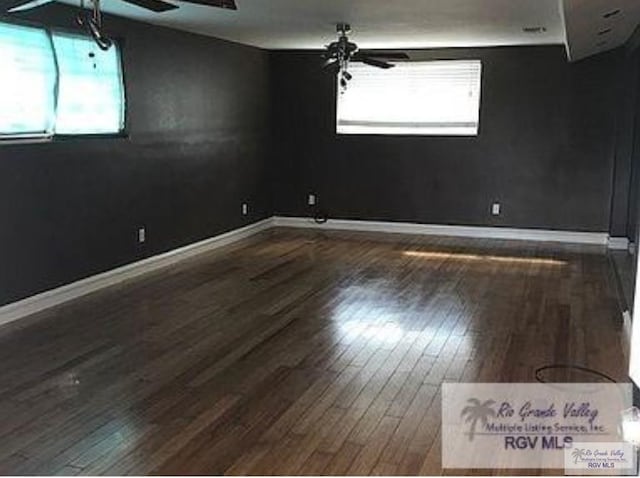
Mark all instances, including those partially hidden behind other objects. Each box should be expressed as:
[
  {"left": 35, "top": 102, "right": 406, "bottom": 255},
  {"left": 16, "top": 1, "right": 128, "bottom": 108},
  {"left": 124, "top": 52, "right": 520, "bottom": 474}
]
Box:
[
  {"left": 460, "top": 398, "right": 496, "bottom": 441},
  {"left": 571, "top": 448, "right": 586, "bottom": 464}
]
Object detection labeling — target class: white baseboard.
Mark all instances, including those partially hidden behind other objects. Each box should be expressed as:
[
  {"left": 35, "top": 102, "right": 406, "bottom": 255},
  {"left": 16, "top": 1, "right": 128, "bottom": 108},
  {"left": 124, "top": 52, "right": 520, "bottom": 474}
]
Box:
[
  {"left": 0, "top": 218, "right": 273, "bottom": 328},
  {"left": 608, "top": 237, "right": 630, "bottom": 250},
  {"left": 273, "top": 217, "right": 609, "bottom": 245},
  {"left": 623, "top": 310, "right": 633, "bottom": 363},
  {"left": 0, "top": 215, "right": 614, "bottom": 329}
]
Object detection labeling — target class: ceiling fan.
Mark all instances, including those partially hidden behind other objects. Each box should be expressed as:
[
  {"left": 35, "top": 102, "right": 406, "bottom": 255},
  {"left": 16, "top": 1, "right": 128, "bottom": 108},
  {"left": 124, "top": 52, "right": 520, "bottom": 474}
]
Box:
[
  {"left": 323, "top": 23, "right": 409, "bottom": 90},
  {"left": 6, "top": 0, "right": 236, "bottom": 50},
  {"left": 7, "top": 0, "right": 237, "bottom": 14}
]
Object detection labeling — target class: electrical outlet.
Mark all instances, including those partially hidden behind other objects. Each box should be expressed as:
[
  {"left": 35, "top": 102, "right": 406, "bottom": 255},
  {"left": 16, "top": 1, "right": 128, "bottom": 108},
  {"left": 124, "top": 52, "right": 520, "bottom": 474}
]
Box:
[
  {"left": 492, "top": 203, "right": 501, "bottom": 216},
  {"left": 242, "top": 203, "right": 248, "bottom": 216},
  {"left": 138, "top": 227, "right": 146, "bottom": 244},
  {"left": 308, "top": 194, "right": 317, "bottom": 206}
]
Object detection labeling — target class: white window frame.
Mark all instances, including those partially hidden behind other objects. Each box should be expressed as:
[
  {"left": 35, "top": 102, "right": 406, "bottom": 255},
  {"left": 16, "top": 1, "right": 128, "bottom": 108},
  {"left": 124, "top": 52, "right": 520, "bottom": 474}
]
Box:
[
  {"left": 50, "top": 29, "right": 126, "bottom": 137},
  {"left": 0, "top": 20, "right": 126, "bottom": 142},
  {"left": 336, "top": 60, "right": 482, "bottom": 137}
]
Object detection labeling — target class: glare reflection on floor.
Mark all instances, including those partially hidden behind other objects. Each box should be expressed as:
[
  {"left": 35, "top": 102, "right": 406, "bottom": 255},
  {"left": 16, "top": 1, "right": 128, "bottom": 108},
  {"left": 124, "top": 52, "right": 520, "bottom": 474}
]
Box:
[
  {"left": 331, "top": 285, "right": 472, "bottom": 346},
  {"left": 339, "top": 319, "right": 405, "bottom": 345},
  {"left": 403, "top": 250, "right": 566, "bottom": 266}
]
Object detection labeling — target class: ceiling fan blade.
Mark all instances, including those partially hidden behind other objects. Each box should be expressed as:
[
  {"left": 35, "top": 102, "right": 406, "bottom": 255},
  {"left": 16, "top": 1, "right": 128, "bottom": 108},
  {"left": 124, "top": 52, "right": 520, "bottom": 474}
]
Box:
[
  {"left": 355, "top": 56, "right": 395, "bottom": 69},
  {"left": 325, "top": 43, "right": 340, "bottom": 56},
  {"left": 7, "top": 0, "right": 54, "bottom": 12},
  {"left": 122, "top": 0, "right": 178, "bottom": 11},
  {"left": 322, "top": 58, "right": 339, "bottom": 71},
  {"left": 358, "top": 51, "right": 410, "bottom": 60},
  {"left": 176, "top": 0, "right": 237, "bottom": 9}
]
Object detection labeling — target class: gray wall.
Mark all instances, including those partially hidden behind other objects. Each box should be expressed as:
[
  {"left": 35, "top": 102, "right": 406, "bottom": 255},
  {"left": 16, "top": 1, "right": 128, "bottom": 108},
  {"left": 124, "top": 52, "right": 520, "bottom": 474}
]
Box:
[
  {"left": 607, "top": 27, "right": 640, "bottom": 313},
  {"left": 608, "top": 22, "right": 640, "bottom": 243},
  {"left": 0, "top": 13, "right": 627, "bottom": 308},
  {"left": 0, "top": 6, "right": 271, "bottom": 306},
  {"left": 270, "top": 46, "right": 622, "bottom": 232},
  {"left": 608, "top": 46, "right": 639, "bottom": 239}
]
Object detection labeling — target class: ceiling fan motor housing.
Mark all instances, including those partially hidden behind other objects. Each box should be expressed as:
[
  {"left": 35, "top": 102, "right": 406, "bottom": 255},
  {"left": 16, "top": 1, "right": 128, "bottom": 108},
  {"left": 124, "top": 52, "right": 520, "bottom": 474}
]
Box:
[{"left": 322, "top": 22, "right": 410, "bottom": 90}]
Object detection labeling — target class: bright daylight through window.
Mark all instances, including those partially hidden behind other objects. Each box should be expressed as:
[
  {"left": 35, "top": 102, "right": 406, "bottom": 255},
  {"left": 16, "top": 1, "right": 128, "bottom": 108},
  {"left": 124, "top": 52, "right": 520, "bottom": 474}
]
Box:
[
  {"left": 337, "top": 60, "right": 482, "bottom": 136},
  {"left": 0, "top": 21, "right": 125, "bottom": 139}
]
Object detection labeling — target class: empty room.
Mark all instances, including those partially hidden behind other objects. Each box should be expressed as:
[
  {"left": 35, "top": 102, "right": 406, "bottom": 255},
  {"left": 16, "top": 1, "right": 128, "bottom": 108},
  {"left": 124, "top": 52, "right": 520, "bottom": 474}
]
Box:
[{"left": 2, "top": 0, "right": 640, "bottom": 476}]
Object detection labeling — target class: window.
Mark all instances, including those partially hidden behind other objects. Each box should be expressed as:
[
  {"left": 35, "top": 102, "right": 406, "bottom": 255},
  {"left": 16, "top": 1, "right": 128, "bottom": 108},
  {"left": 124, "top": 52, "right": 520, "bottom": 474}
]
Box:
[
  {"left": 336, "top": 60, "right": 482, "bottom": 136},
  {"left": 0, "top": 23, "right": 57, "bottom": 137},
  {"left": 0, "top": 21, "right": 125, "bottom": 139},
  {"left": 52, "top": 32, "right": 125, "bottom": 135}
]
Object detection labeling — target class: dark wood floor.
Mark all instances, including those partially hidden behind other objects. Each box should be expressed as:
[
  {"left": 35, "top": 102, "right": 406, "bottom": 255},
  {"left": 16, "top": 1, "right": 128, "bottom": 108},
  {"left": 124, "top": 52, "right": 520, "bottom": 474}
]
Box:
[
  {"left": 610, "top": 248, "right": 636, "bottom": 311},
  {"left": 0, "top": 228, "right": 628, "bottom": 475}
]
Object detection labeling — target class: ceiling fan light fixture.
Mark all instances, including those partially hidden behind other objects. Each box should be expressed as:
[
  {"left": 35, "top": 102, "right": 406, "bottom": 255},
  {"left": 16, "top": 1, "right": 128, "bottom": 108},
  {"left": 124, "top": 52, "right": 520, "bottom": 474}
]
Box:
[
  {"left": 322, "top": 23, "right": 408, "bottom": 92},
  {"left": 5, "top": 0, "right": 236, "bottom": 14}
]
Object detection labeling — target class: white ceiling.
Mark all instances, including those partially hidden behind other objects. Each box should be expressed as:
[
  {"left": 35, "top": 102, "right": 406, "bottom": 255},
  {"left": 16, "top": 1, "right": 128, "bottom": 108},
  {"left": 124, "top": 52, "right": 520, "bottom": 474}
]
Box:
[
  {"left": 59, "top": 0, "right": 565, "bottom": 49},
  {"left": 54, "top": 0, "right": 640, "bottom": 59}
]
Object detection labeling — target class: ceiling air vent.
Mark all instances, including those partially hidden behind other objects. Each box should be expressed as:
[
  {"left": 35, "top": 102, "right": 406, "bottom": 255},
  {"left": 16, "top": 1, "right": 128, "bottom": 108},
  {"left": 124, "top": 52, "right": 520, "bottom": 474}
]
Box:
[
  {"left": 603, "top": 9, "right": 621, "bottom": 19},
  {"left": 522, "top": 26, "right": 547, "bottom": 34}
]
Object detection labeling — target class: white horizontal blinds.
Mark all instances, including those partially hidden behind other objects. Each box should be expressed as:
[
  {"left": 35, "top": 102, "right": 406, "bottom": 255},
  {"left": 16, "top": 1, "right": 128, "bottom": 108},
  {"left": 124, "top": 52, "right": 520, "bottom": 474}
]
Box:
[
  {"left": 52, "top": 32, "right": 124, "bottom": 134},
  {"left": 337, "top": 60, "right": 482, "bottom": 136},
  {"left": 0, "top": 23, "right": 57, "bottom": 137}
]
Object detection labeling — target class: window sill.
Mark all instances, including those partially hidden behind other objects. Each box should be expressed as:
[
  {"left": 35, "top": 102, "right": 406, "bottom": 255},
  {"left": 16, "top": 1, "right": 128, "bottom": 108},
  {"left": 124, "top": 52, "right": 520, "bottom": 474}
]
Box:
[
  {"left": 335, "top": 132, "right": 480, "bottom": 138},
  {"left": 0, "top": 132, "right": 129, "bottom": 145},
  {"left": 53, "top": 132, "right": 129, "bottom": 142},
  {"left": 0, "top": 136, "right": 52, "bottom": 145}
]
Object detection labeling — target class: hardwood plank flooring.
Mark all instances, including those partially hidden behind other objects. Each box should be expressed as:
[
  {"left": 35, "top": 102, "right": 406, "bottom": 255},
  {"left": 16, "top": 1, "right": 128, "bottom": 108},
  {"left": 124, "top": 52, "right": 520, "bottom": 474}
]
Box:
[{"left": 0, "top": 227, "right": 628, "bottom": 475}]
